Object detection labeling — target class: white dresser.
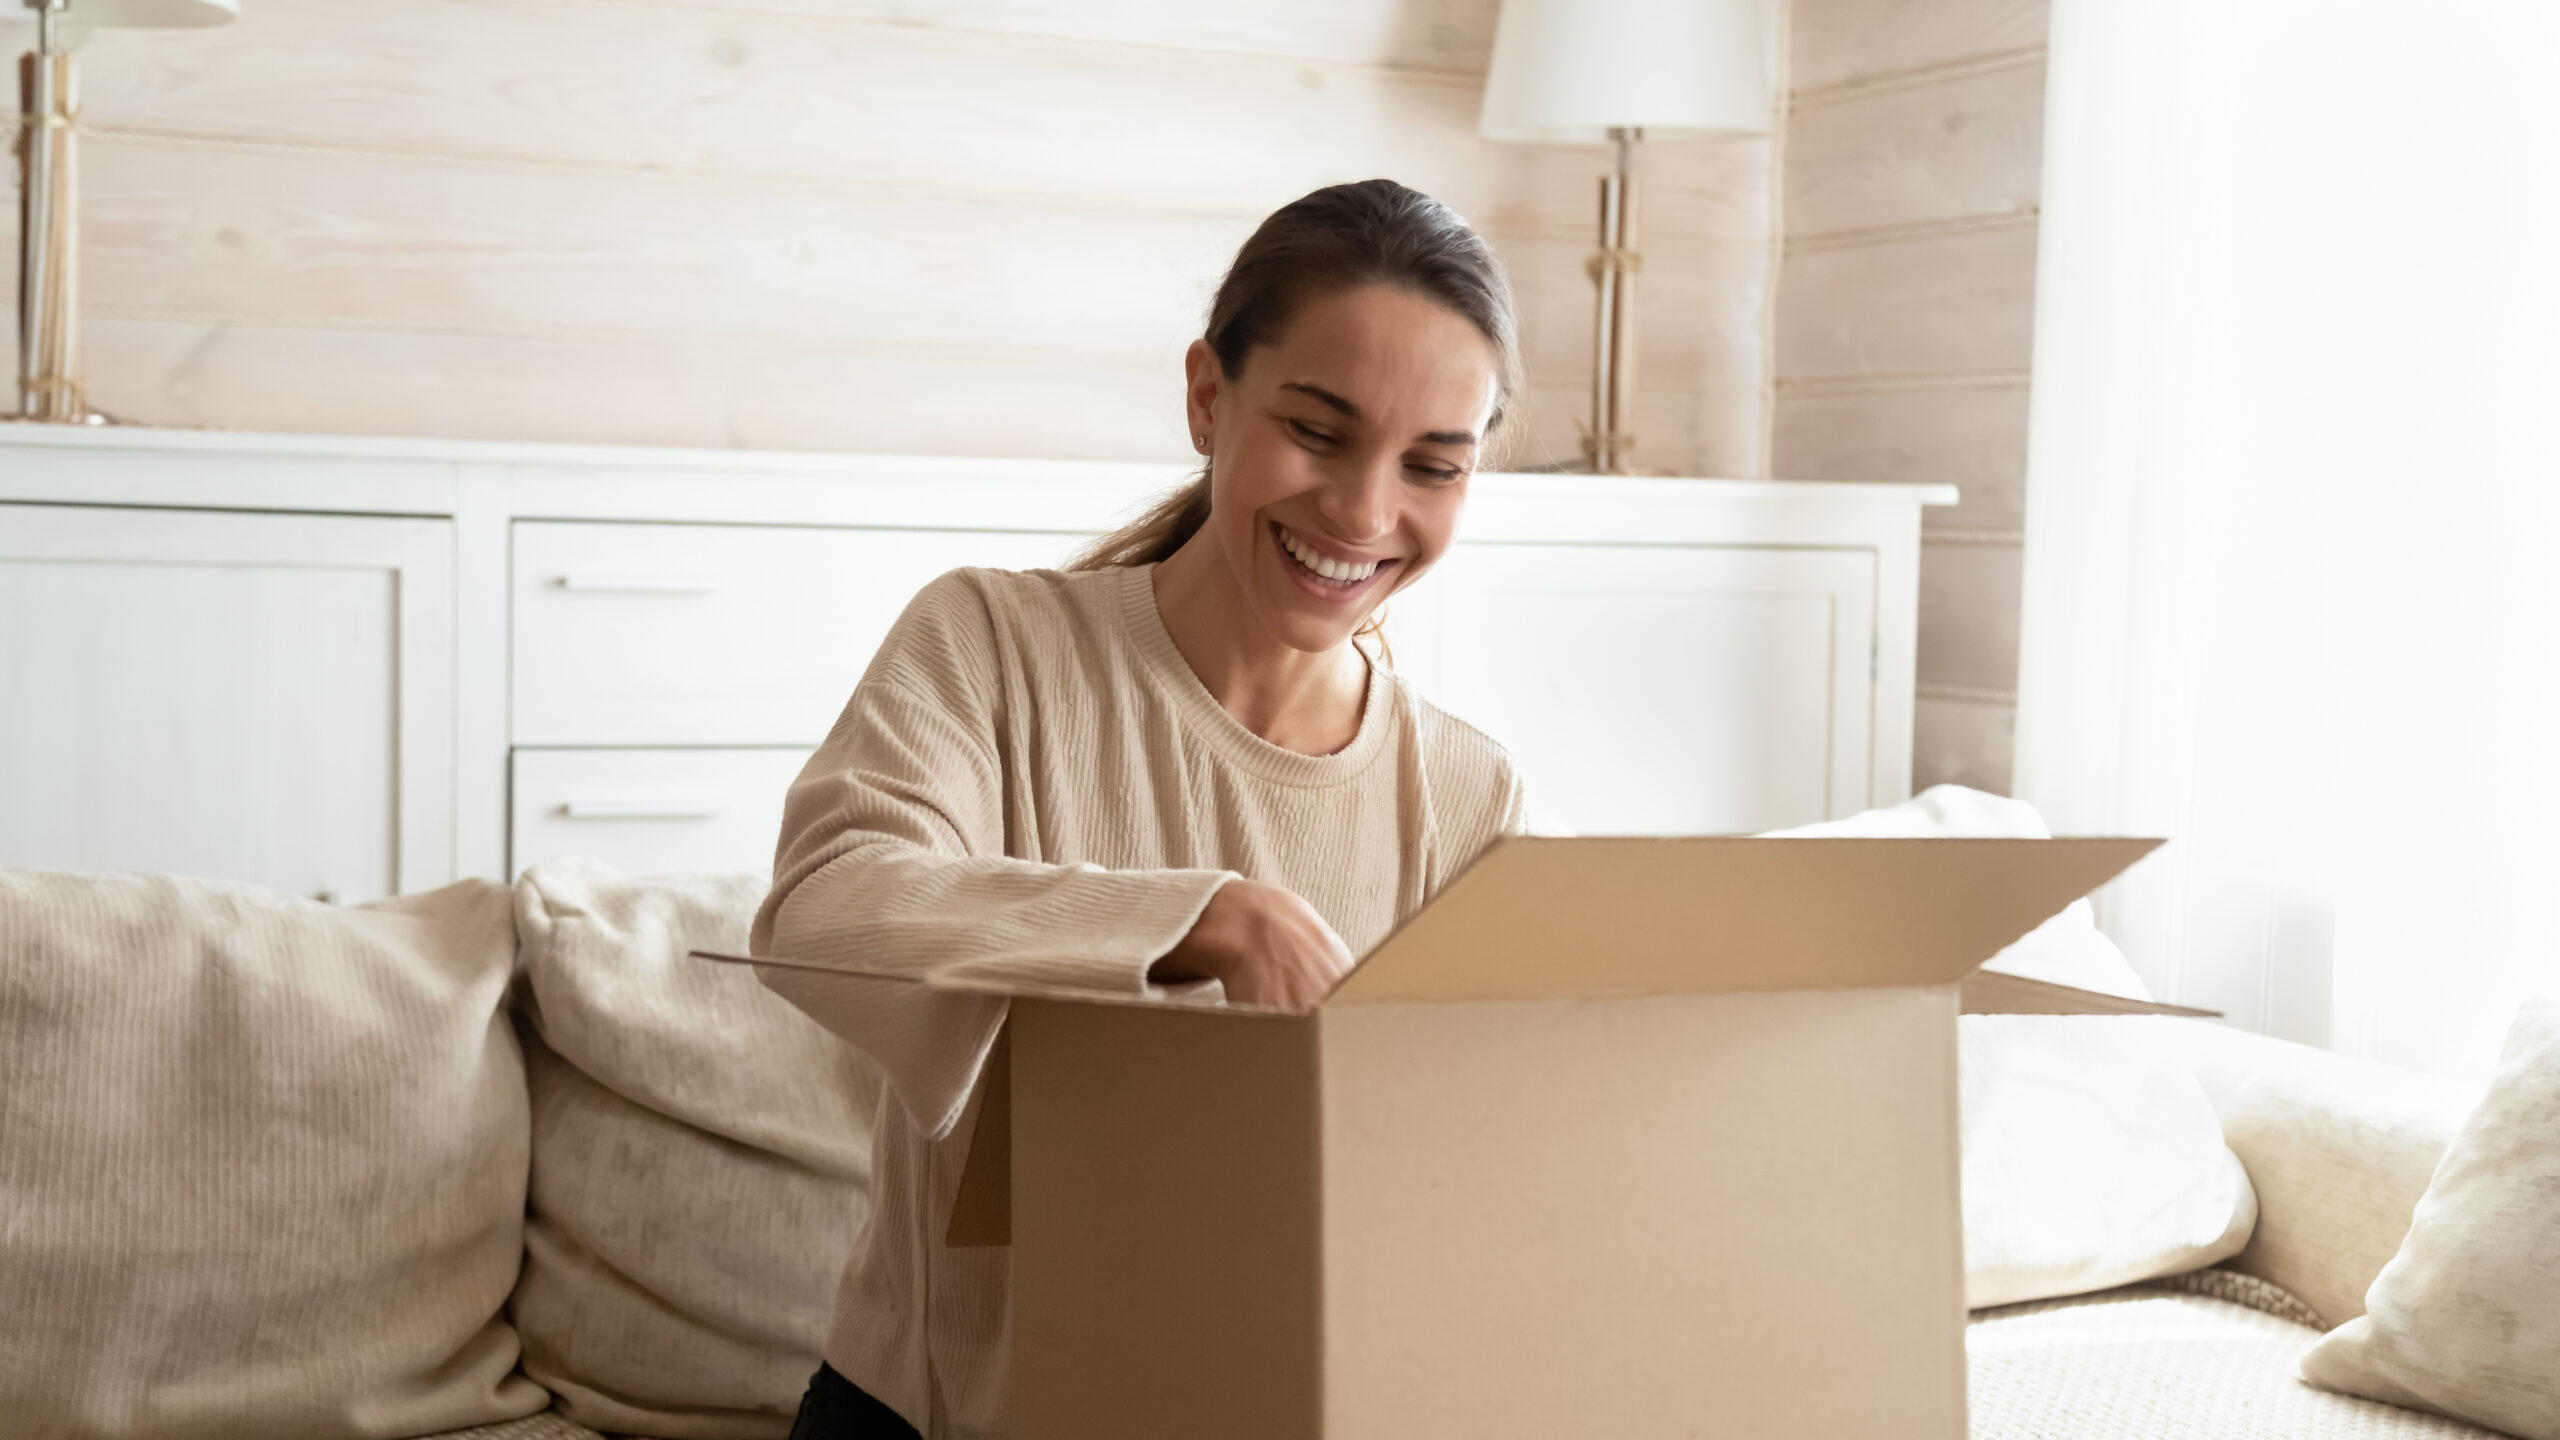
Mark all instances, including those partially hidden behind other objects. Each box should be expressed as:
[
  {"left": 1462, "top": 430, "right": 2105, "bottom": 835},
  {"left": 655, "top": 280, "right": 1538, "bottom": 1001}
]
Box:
[{"left": 0, "top": 427, "right": 1951, "bottom": 902}]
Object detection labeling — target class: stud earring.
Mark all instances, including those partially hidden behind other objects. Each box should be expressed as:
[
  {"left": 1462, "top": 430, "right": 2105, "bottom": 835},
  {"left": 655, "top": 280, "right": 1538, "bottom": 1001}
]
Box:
[{"left": 1194, "top": 435, "right": 1210, "bottom": 453}]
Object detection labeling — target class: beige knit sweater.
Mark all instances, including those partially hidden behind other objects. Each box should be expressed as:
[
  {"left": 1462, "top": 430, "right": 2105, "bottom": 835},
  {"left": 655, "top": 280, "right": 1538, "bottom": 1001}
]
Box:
[{"left": 751, "top": 562, "right": 1521, "bottom": 1440}]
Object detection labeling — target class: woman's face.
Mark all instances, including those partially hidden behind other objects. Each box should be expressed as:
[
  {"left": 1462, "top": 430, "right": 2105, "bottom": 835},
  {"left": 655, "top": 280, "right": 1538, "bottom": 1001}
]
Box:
[{"left": 1185, "top": 283, "right": 1502, "bottom": 656}]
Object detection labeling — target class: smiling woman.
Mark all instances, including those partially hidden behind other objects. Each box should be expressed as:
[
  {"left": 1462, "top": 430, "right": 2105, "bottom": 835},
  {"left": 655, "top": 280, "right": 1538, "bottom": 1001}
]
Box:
[{"left": 751, "top": 179, "right": 1530, "bottom": 1440}]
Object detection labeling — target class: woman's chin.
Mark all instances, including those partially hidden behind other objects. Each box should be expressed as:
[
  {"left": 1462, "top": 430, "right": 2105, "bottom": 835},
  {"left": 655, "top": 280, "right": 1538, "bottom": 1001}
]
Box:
[{"left": 1251, "top": 589, "right": 1367, "bottom": 654}]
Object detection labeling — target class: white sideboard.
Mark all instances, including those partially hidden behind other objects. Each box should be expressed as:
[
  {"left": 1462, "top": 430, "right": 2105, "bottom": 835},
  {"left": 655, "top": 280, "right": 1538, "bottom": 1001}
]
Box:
[{"left": 0, "top": 427, "right": 1952, "bottom": 902}]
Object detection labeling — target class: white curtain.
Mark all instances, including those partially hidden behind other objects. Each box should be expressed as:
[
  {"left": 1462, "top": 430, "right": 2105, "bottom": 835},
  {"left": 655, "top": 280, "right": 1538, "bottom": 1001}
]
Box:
[{"left": 2017, "top": 0, "right": 2560, "bottom": 1081}]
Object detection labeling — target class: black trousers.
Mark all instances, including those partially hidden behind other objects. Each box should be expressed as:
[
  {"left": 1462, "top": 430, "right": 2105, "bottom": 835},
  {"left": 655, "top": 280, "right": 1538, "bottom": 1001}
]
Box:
[{"left": 788, "top": 1363, "right": 925, "bottom": 1440}]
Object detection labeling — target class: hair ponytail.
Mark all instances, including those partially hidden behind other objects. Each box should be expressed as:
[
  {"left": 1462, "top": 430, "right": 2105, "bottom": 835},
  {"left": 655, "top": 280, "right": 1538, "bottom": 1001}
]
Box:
[
  {"left": 1068, "top": 464, "right": 1213, "bottom": 571},
  {"left": 1070, "top": 178, "right": 1519, "bottom": 581}
]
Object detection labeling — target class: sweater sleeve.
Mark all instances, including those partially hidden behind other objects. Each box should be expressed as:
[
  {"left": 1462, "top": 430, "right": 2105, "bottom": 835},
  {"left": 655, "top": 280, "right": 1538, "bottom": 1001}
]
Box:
[{"left": 750, "top": 572, "right": 1235, "bottom": 1140}]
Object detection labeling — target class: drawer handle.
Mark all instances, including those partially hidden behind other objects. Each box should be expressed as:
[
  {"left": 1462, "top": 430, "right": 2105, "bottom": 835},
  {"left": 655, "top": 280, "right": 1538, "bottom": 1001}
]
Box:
[
  {"left": 560, "top": 797, "right": 724, "bottom": 820},
  {"left": 552, "top": 573, "right": 719, "bottom": 595}
]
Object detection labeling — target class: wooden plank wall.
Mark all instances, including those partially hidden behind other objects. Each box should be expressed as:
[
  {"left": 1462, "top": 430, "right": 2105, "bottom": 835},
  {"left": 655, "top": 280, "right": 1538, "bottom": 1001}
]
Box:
[
  {"left": 1773, "top": 0, "right": 2048, "bottom": 793},
  {"left": 3, "top": 0, "right": 1773, "bottom": 478}
]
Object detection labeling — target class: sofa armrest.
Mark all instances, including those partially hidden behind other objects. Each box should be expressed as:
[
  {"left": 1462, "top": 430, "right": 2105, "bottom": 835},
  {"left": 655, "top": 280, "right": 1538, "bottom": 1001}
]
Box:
[{"left": 2144, "top": 1019, "right": 2482, "bottom": 1330}]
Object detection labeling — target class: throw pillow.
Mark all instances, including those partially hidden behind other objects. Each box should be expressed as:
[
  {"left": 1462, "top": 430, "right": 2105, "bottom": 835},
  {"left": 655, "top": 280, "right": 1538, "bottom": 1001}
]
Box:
[
  {"left": 0, "top": 869, "right": 544, "bottom": 1438},
  {"left": 1765, "top": 785, "right": 2257, "bottom": 1308},
  {"left": 510, "top": 859, "right": 883, "bottom": 1440},
  {"left": 2299, "top": 1000, "right": 2560, "bottom": 1439}
]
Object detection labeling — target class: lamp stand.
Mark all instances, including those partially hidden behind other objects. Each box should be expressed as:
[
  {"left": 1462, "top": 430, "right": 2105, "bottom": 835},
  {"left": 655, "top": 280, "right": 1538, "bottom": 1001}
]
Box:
[
  {"left": 1583, "top": 126, "right": 1642, "bottom": 474},
  {"left": 15, "top": 0, "right": 97, "bottom": 424}
]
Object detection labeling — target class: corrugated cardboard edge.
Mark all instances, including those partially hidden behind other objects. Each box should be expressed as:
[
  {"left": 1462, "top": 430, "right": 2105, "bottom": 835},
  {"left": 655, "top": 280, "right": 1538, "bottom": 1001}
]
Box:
[
  {"left": 1960, "top": 969, "right": 2219, "bottom": 1017},
  {"left": 1322, "top": 835, "right": 2168, "bottom": 1006}
]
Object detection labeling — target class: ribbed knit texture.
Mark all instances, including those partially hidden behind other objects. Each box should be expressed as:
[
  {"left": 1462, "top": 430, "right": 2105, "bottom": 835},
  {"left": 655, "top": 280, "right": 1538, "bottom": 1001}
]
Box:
[
  {"left": 1970, "top": 1287, "right": 2509, "bottom": 1438},
  {"left": 0, "top": 870, "right": 546, "bottom": 1439},
  {"left": 422, "top": 1414, "right": 612, "bottom": 1440},
  {"left": 751, "top": 564, "right": 1522, "bottom": 1440}
]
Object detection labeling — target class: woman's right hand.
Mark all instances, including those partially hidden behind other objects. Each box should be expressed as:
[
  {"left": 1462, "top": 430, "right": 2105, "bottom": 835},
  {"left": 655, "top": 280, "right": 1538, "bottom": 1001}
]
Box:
[{"left": 1148, "top": 879, "right": 1354, "bottom": 1014}]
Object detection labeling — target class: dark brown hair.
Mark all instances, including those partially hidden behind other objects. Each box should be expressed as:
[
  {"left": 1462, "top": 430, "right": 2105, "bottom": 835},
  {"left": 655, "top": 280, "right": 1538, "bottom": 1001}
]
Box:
[{"left": 1071, "top": 178, "right": 1520, "bottom": 573}]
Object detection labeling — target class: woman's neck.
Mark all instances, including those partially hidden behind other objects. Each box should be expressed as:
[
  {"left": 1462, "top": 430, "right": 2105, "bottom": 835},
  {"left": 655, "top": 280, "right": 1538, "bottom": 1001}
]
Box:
[{"left": 1150, "top": 537, "right": 1369, "bottom": 757}]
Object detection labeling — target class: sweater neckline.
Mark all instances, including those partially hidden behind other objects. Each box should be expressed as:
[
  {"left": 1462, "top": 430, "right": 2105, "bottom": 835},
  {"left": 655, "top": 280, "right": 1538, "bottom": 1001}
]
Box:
[{"left": 1119, "top": 563, "right": 1396, "bottom": 788}]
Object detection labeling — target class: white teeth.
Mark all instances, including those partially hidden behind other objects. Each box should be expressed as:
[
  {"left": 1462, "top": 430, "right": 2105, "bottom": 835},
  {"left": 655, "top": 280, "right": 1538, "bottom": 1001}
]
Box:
[{"left": 1280, "top": 529, "right": 1379, "bottom": 586}]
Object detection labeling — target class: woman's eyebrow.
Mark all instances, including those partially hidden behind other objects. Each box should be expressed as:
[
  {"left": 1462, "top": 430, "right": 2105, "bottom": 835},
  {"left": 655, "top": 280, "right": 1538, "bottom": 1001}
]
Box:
[
  {"left": 1279, "top": 382, "right": 1478, "bottom": 449},
  {"left": 1280, "top": 381, "right": 1359, "bottom": 417}
]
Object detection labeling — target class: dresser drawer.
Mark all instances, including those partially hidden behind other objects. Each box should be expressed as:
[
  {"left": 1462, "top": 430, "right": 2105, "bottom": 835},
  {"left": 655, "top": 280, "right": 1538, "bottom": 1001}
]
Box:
[
  {"left": 513, "top": 522, "right": 1084, "bottom": 746},
  {"left": 1389, "top": 543, "right": 1877, "bottom": 835},
  {"left": 510, "top": 746, "right": 815, "bottom": 879}
]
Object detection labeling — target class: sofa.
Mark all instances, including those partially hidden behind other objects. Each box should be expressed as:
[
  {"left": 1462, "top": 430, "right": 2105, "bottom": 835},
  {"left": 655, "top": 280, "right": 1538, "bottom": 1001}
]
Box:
[{"left": 0, "top": 858, "right": 2517, "bottom": 1440}]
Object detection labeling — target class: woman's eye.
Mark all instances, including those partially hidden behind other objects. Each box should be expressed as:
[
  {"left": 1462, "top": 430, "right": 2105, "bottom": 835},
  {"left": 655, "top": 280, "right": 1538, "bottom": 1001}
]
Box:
[
  {"left": 1286, "top": 419, "right": 1339, "bottom": 448},
  {"left": 1408, "top": 464, "right": 1466, "bottom": 486}
]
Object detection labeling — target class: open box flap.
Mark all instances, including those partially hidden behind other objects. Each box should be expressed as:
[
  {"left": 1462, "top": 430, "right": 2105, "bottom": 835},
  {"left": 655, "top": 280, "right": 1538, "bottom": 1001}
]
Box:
[
  {"left": 1324, "top": 835, "right": 2166, "bottom": 1007},
  {"left": 704, "top": 834, "right": 2190, "bottom": 1248},
  {"left": 1959, "top": 968, "right": 2216, "bottom": 1017}
]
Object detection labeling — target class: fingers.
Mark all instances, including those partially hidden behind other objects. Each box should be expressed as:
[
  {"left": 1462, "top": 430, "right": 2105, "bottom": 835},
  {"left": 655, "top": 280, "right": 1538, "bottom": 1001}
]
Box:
[
  {"left": 1263, "top": 890, "right": 1354, "bottom": 1013},
  {"left": 1154, "top": 880, "right": 1358, "bottom": 1015}
]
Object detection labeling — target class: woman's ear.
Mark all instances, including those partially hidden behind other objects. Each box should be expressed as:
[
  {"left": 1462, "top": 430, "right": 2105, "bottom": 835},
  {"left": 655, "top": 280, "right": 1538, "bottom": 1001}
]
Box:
[{"left": 1183, "top": 339, "right": 1223, "bottom": 454}]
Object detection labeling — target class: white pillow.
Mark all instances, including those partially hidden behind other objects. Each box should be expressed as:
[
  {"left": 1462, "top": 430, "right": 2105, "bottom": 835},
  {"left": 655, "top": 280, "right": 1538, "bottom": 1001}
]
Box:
[
  {"left": 1765, "top": 785, "right": 2256, "bottom": 1308},
  {"left": 0, "top": 869, "right": 545, "bottom": 1438},
  {"left": 2300, "top": 1000, "right": 2560, "bottom": 1439},
  {"left": 511, "top": 859, "right": 883, "bottom": 1440}
]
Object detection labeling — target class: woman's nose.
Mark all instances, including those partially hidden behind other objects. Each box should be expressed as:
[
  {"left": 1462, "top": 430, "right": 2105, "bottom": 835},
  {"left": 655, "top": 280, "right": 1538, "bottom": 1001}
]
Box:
[{"left": 1316, "top": 459, "right": 1399, "bottom": 543}]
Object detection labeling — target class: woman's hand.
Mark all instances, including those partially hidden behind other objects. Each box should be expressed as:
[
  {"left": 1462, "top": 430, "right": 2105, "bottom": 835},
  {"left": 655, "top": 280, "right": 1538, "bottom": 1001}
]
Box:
[{"left": 1149, "top": 879, "right": 1354, "bottom": 1013}]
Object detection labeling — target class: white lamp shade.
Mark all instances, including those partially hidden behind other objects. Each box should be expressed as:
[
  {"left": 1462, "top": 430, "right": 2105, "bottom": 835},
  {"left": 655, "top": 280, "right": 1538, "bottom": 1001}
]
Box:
[
  {"left": 1480, "top": 0, "right": 1771, "bottom": 143},
  {"left": 22, "top": 0, "right": 238, "bottom": 27}
]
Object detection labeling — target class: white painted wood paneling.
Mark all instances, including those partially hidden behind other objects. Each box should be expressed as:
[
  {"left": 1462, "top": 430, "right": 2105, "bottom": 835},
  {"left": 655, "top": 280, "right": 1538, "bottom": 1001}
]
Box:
[
  {"left": 70, "top": 137, "right": 1763, "bottom": 410},
  {"left": 40, "top": 0, "right": 1774, "bottom": 477},
  {"left": 1912, "top": 692, "right": 2015, "bottom": 794},
  {"left": 1776, "top": 0, "right": 2052, "bottom": 794},
  {"left": 1776, "top": 221, "right": 2038, "bottom": 381},
  {"left": 69, "top": 314, "right": 1192, "bottom": 458},
  {"left": 1915, "top": 540, "right": 2021, "bottom": 697},
  {"left": 671, "top": 0, "right": 1505, "bottom": 71},
  {"left": 79, "top": 136, "right": 1248, "bottom": 359},
  {"left": 1770, "top": 383, "right": 2029, "bottom": 529},
  {"left": 1791, "top": 0, "right": 2048, "bottom": 94},
  {"left": 1505, "top": 233, "right": 1769, "bottom": 382},
  {"left": 75, "top": 3, "right": 1755, "bottom": 242},
  {"left": 83, "top": 25, "right": 1493, "bottom": 225},
  {"left": 1512, "top": 380, "right": 1768, "bottom": 481},
  {"left": 0, "top": 504, "right": 453, "bottom": 901},
  {"left": 1785, "top": 61, "right": 2045, "bottom": 238}
]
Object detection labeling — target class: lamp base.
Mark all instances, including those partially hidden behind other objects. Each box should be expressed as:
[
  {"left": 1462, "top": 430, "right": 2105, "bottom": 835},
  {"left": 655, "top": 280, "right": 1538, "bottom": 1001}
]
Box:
[
  {"left": 17, "top": 9, "right": 91, "bottom": 424},
  {"left": 1579, "top": 427, "right": 1637, "bottom": 472},
  {"left": 1584, "top": 128, "right": 1643, "bottom": 475}
]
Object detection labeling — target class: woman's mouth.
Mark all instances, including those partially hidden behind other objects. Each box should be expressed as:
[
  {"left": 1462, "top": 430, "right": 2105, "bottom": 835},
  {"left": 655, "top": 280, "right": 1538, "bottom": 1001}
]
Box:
[{"left": 1271, "top": 521, "right": 1395, "bottom": 600}]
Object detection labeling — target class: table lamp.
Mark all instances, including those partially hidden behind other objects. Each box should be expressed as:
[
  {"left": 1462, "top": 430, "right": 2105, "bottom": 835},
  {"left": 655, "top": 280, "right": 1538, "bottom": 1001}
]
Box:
[
  {"left": 1481, "top": 0, "right": 1769, "bottom": 473},
  {"left": 13, "top": 0, "right": 237, "bottom": 424}
]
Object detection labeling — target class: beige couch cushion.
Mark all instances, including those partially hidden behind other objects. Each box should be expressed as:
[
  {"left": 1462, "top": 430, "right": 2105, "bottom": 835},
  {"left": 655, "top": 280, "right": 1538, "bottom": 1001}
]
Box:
[
  {"left": 2300, "top": 1001, "right": 2560, "bottom": 1439},
  {"left": 0, "top": 870, "right": 544, "bottom": 1439},
  {"left": 2157, "top": 1019, "right": 2483, "bottom": 1330},
  {"left": 511, "top": 859, "right": 882, "bottom": 1440},
  {"left": 1972, "top": 1284, "right": 2508, "bottom": 1438}
]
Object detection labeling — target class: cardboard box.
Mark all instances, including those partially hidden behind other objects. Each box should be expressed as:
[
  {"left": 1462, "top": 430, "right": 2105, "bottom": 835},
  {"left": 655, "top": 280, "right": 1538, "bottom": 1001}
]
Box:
[{"left": 716, "top": 834, "right": 2185, "bottom": 1439}]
